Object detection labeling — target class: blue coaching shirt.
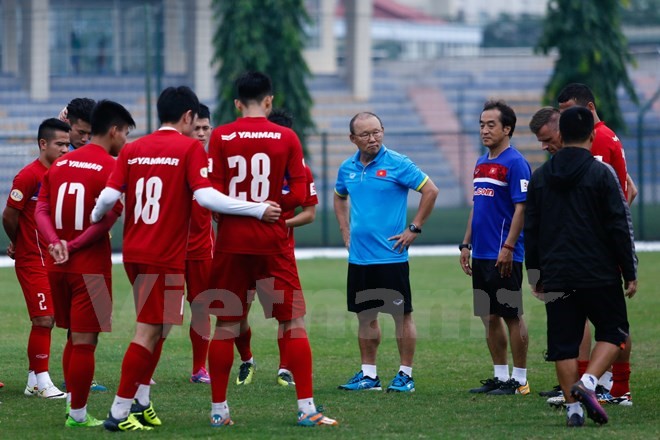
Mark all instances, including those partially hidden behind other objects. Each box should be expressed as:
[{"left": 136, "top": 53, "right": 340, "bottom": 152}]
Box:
[
  {"left": 335, "top": 145, "right": 428, "bottom": 265},
  {"left": 471, "top": 146, "right": 531, "bottom": 263}
]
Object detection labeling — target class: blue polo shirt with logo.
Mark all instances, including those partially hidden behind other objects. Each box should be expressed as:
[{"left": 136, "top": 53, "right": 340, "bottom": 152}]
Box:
[{"left": 335, "top": 145, "right": 428, "bottom": 265}]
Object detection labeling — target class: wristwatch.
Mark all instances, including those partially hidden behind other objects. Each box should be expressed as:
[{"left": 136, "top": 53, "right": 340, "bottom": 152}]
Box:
[
  {"left": 408, "top": 223, "right": 422, "bottom": 234},
  {"left": 458, "top": 243, "right": 472, "bottom": 251}
]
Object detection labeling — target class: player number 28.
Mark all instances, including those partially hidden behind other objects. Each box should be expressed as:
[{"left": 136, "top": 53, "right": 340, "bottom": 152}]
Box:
[
  {"left": 227, "top": 153, "right": 271, "bottom": 202},
  {"left": 134, "top": 176, "right": 162, "bottom": 225}
]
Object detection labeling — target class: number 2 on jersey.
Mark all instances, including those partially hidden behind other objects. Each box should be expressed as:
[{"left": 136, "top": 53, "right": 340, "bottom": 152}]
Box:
[
  {"left": 227, "top": 153, "right": 271, "bottom": 202},
  {"left": 134, "top": 176, "right": 163, "bottom": 224}
]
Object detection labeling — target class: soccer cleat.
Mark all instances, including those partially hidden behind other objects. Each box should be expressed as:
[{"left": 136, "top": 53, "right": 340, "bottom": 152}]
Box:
[
  {"left": 570, "top": 380, "right": 608, "bottom": 425},
  {"left": 24, "top": 384, "right": 38, "bottom": 397},
  {"left": 607, "top": 392, "right": 633, "bottom": 406},
  {"left": 38, "top": 384, "right": 67, "bottom": 399},
  {"left": 566, "top": 412, "right": 585, "bottom": 427},
  {"left": 90, "top": 380, "right": 108, "bottom": 392},
  {"left": 130, "top": 400, "right": 162, "bottom": 426},
  {"left": 191, "top": 367, "right": 211, "bottom": 384},
  {"left": 236, "top": 362, "right": 255, "bottom": 385},
  {"left": 297, "top": 411, "right": 338, "bottom": 427},
  {"left": 0, "top": 381, "right": 4, "bottom": 388},
  {"left": 337, "top": 371, "right": 382, "bottom": 391},
  {"left": 469, "top": 378, "right": 502, "bottom": 393},
  {"left": 277, "top": 371, "right": 295, "bottom": 387},
  {"left": 210, "top": 413, "right": 234, "bottom": 427},
  {"left": 103, "top": 413, "right": 152, "bottom": 432},
  {"left": 595, "top": 385, "right": 612, "bottom": 404},
  {"left": 547, "top": 394, "right": 566, "bottom": 408},
  {"left": 65, "top": 414, "right": 104, "bottom": 428},
  {"left": 386, "top": 371, "right": 415, "bottom": 393},
  {"left": 539, "top": 384, "right": 562, "bottom": 397},
  {"left": 487, "top": 378, "right": 530, "bottom": 395}
]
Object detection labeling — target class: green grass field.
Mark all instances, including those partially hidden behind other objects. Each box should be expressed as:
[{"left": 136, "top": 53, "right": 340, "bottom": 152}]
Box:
[{"left": 0, "top": 254, "right": 658, "bottom": 439}]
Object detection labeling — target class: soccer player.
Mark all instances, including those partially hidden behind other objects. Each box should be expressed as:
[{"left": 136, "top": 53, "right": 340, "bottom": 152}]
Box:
[
  {"left": 233, "top": 108, "right": 319, "bottom": 387},
  {"left": 524, "top": 106, "right": 637, "bottom": 427},
  {"left": 206, "top": 71, "right": 337, "bottom": 427},
  {"left": 187, "top": 103, "right": 214, "bottom": 384},
  {"left": 35, "top": 100, "right": 135, "bottom": 427},
  {"left": 59, "top": 98, "right": 96, "bottom": 150},
  {"left": 2, "top": 118, "right": 69, "bottom": 399},
  {"left": 90, "top": 86, "right": 280, "bottom": 432},
  {"left": 460, "top": 100, "right": 531, "bottom": 396}
]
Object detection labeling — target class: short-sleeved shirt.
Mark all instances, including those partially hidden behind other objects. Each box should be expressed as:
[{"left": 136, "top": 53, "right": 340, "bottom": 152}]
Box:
[
  {"left": 208, "top": 116, "right": 306, "bottom": 255},
  {"left": 38, "top": 143, "right": 122, "bottom": 275},
  {"left": 185, "top": 199, "right": 214, "bottom": 261},
  {"left": 335, "top": 145, "right": 428, "bottom": 265},
  {"left": 6, "top": 159, "right": 48, "bottom": 267},
  {"left": 106, "top": 128, "right": 211, "bottom": 269},
  {"left": 282, "top": 165, "right": 318, "bottom": 247},
  {"left": 471, "top": 146, "right": 531, "bottom": 262},
  {"left": 592, "top": 121, "right": 628, "bottom": 200}
]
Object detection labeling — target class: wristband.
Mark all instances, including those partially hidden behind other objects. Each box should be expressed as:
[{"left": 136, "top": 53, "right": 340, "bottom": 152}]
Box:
[{"left": 502, "top": 243, "right": 515, "bottom": 252}]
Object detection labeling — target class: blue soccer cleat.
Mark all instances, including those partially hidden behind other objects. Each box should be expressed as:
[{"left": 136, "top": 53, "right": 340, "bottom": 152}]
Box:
[{"left": 338, "top": 370, "right": 382, "bottom": 391}]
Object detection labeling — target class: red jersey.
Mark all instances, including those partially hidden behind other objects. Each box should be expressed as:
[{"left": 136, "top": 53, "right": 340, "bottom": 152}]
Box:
[
  {"left": 208, "top": 117, "right": 306, "bottom": 254},
  {"left": 282, "top": 165, "right": 318, "bottom": 247},
  {"left": 106, "top": 128, "right": 211, "bottom": 269},
  {"left": 6, "top": 159, "right": 48, "bottom": 267},
  {"left": 38, "top": 144, "right": 121, "bottom": 274},
  {"left": 185, "top": 199, "right": 214, "bottom": 260},
  {"left": 592, "top": 121, "right": 628, "bottom": 199}
]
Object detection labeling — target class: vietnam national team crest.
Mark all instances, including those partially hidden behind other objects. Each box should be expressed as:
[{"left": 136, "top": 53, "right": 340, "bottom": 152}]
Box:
[
  {"left": 376, "top": 169, "right": 387, "bottom": 177},
  {"left": 200, "top": 167, "right": 208, "bottom": 178},
  {"left": 9, "top": 189, "right": 23, "bottom": 202}
]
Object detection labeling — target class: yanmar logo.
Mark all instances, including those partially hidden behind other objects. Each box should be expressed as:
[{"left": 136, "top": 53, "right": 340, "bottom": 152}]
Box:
[
  {"left": 65, "top": 160, "right": 103, "bottom": 171},
  {"left": 56, "top": 160, "right": 68, "bottom": 166},
  {"left": 222, "top": 131, "right": 282, "bottom": 141},
  {"left": 127, "top": 157, "right": 180, "bottom": 166},
  {"left": 474, "top": 187, "right": 494, "bottom": 197}
]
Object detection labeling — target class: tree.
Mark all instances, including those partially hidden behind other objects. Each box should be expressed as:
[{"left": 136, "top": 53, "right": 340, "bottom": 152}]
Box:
[
  {"left": 211, "top": 0, "right": 315, "bottom": 151},
  {"left": 535, "top": 0, "right": 638, "bottom": 132}
]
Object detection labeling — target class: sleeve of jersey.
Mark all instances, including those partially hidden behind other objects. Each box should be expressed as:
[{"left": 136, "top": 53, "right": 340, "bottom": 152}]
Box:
[
  {"left": 279, "top": 135, "right": 307, "bottom": 212},
  {"left": 187, "top": 141, "right": 212, "bottom": 192},
  {"left": 207, "top": 131, "right": 225, "bottom": 193},
  {"left": 602, "top": 170, "right": 637, "bottom": 282},
  {"left": 35, "top": 198, "right": 60, "bottom": 246},
  {"left": 91, "top": 187, "right": 122, "bottom": 223},
  {"left": 398, "top": 157, "right": 429, "bottom": 191},
  {"left": 523, "top": 174, "right": 541, "bottom": 284},
  {"left": 105, "top": 147, "right": 128, "bottom": 192},
  {"left": 193, "top": 187, "right": 268, "bottom": 219},
  {"left": 508, "top": 157, "right": 532, "bottom": 203},
  {"left": 302, "top": 167, "right": 319, "bottom": 207},
  {"left": 6, "top": 169, "right": 34, "bottom": 210},
  {"left": 334, "top": 164, "right": 348, "bottom": 198}
]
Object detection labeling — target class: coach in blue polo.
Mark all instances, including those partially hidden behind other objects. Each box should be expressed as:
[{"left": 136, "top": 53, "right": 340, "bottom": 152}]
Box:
[{"left": 334, "top": 111, "right": 439, "bottom": 394}]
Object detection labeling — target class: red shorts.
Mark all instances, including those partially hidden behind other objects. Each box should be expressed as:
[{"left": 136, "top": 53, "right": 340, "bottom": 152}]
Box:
[
  {"left": 207, "top": 252, "right": 305, "bottom": 322},
  {"left": 185, "top": 259, "right": 212, "bottom": 303},
  {"left": 124, "top": 263, "right": 186, "bottom": 325},
  {"left": 15, "top": 266, "right": 53, "bottom": 319},
  {"left": 48, "top": 271, "right": 112, "bottom": 332}
]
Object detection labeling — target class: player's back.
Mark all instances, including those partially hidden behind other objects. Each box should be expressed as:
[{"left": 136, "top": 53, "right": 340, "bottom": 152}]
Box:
[
  {"left": 109, "top": 128, "right": 210, "bottom": 269},
  {"left": 209, "top": 117, "right": 305, "bottom": 254}
]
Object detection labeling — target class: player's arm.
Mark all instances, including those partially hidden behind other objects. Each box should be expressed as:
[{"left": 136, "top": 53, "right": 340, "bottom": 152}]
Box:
[
  {"left": 68, "top": 208, "right": 121, "bottom": 254},
  {"left": 285, "top": 205, "right": 316, "bottom": 228},
  {"left": 626, "top": 173, "right": 637, "bottom": 206},
  {"left": 193, "top": 187, "right": 280, "bottom": 222},
  {"left": 495, "top": 202, "right": 524, "bottom": 277},
  {"left": 460, "top": 206, "right": 473, "bottom": 276},
  {"left": 91, "top": 187, "right": 122, "bottom": 223},
  {"left": 333, "top": 192, "right": 350, "bottom": 249},
  {"left": 2, "top": 205, "right": 20, "bottom": 244},
  {"left": 389, "top": 177, "right": 439, "bottom": 253}
]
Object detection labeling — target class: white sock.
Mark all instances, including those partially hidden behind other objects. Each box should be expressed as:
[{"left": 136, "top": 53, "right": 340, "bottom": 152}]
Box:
[
  {"left": 362, "top": 364, "right": 377, "bottom": 379},
  {"left": 278, "top": 368, "right": 292, "bottom": 376},
  {"left": 110, "top": 396, "right": 134, "bottom": 420},
  {"left": 36, "top": 371, "right": 53, "bottom": 390},
  {"left": 580, "top": 373, "right": 598, "bottom": 391},
  {"left": 566, "top": 402, "right": 583, "bottom": 417},
  {"left": 211, "top": 401, "right": 230, "bottom": 419},
  {"left": 69, "top": 405, "right": 87, "bottom": 422},
  {"left": 493, "top": 365, "right": 510, "bottom": 381},
  {"left": 27, "top": 370, "right": 37, "bottom": 388},
  {"left": 399, "top": 365, "right": 413, "bottom": 377},
  {"left": 297, "top": 398, "right": 316, "bottom": 415},
  {"left": 243, "top": 357, "right": 254, "bottom": 365},
  {"left": 598, "top": 371, "right": 613, "bottom": 390},
  {"left": 511, "top": 367, "right": 527, "bottom": 385},
  {"left": 66, "top": 392, "right": 71, "bottom": 406},
  {"left": 134, "top": 384, "right": 150, "bottom": 406}
]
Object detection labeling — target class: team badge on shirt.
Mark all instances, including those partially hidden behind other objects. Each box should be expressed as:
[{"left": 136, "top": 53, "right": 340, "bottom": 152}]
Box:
[
  {"left": 9, "top": 189, "right": 23, "bottom": 202},
  {"left": 200, "top": 167, "right": 208, "bottom": 178},
  {"left": 520, "top": 179, "right": 529, "bottom": 193},
  {"left": 376, "top": 169, "right": 387, "bottom": 177}
]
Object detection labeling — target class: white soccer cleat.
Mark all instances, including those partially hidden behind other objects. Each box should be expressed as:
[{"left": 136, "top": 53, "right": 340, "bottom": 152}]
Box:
[
  {"left": 38, "top": 383, "right": 67, "bottom": 399},
  {"left": 24, "top": 384, "right": 38, "bottom": 397}
]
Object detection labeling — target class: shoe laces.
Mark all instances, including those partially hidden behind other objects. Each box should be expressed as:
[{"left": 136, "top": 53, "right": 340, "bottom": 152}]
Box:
[
  {"left": 481, "top": 378, "right": 500, "bottom": 386},
  {"left": 238, "top": 362, "right": 252, "bottom": 381},
  {"left": 499, "top": 378, "right": 521, "bottom": 390},
  {"left": 391, "top": 372, "right": 411, "bottom": 387},
  {"left": 347, "top": 371, "right": 364, "bottom": 384}
]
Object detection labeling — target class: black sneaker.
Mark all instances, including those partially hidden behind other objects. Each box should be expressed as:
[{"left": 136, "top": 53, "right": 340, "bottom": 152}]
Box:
[
  {"left": 468, "top": 378, "right": 502, "bottom": 393},
  {"left": 566, "top": 412, "right": 585, "bottom": 427},
  {"left": 539, "top": 384, "right": 562, "bottom": 397},
  {"left": 487, "top": 378, "right": 530, "bottom": 395}
]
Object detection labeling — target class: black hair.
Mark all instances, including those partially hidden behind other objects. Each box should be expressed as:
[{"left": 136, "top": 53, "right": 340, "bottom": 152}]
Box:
[
  {"left": 198, "top": 103, "right": 211, "bottom": 120},
  {"left": 38, "top": 118, "right": 71, "bottom": 143},
  {"left": 559, "top": 106, "right": 594, "bottom": 145},
  {"left": 235, "top": 71, "right": 272, "bottom": 105},
  {"left": 349, "top": 112, "right": 384, "bottom": 135},
  {"left": 157, "top": 86, "right": 200, "bottom": 124},
  {"left": 557, "top": 83, "right": 596, "bottom": 107},
  {"left": 66, "top": 98, "right": 96, "bottom": 125},
  {"left": 90, "top": 100, "right": 136, "bottom": 136},
  {"left": 268, "top": 108, "right": 294, "bottom": 128},
  {"left": 482, "top": 100, "right": 517, "bottom": 137},
  {"left": 529, "top": 107, "right": 560, "bottom": 135}
]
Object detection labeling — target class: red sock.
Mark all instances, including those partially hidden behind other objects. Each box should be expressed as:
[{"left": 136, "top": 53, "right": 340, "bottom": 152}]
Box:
[
  {"left": 208, "top": 334, "right": 235, "bottom": 402},
  {"left": 281, "top": 328, "right": 313, "bottom": 399},
  {"left": 140, "top": 338, "right": 165, "bottom": 385},
  {"left": 277, "top": 336, "right": 287, "bottom": 370},
  {"left": 117, "top": 343, "right": 152, "bottom": 399},
  {"left": 190, "top": 324, "right": 209, "bottom": 373},
  {"left": 234, "top": 328, "right": 252, "bottom": 362},
  {"left": 28, "top": 325, "right": 52, "bottom": 373},
  {"left": 609, "top": 362, "right": 631, "bottom": 397},
  {"left": 577, "top": 360, "right": 589, "bottom": 377},
  {"left": 68, "top": 344, "right": 96, "bottom": 409},
  {"left": 62, "top": 338, "right": 73, "bottom": 386}
]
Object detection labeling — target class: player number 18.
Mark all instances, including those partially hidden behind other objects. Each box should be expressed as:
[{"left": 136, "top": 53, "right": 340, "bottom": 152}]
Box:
[{"left": 134, "top": 176, "right": 163, "bottom": 224}]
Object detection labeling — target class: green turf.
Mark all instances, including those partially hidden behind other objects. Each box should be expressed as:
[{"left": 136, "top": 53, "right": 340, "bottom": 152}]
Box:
[{"left": 0, "top": 255, "right": 658, "bottom": 439}]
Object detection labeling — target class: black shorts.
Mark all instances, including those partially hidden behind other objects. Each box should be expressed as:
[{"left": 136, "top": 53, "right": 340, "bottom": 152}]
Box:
[
  {"left": 545, "top": 284, "right": 629, "bottom": 361},
  {"left": 347, "top": 262, "right": 412, "bottom": 317},
  {"left": 472, "top": 258, "right": 523, "bottom": 318}
]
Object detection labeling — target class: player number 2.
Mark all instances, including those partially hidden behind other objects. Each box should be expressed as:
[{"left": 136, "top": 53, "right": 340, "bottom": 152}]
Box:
[
  {"left": 55, "top": 182, "right": 85, "bottom": 230},
  {"left": 134, "top": 177, "right": 162, "bottom": 224},
  {"left": 227, "top": 154, "right": 271, "bottom": 202}
]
